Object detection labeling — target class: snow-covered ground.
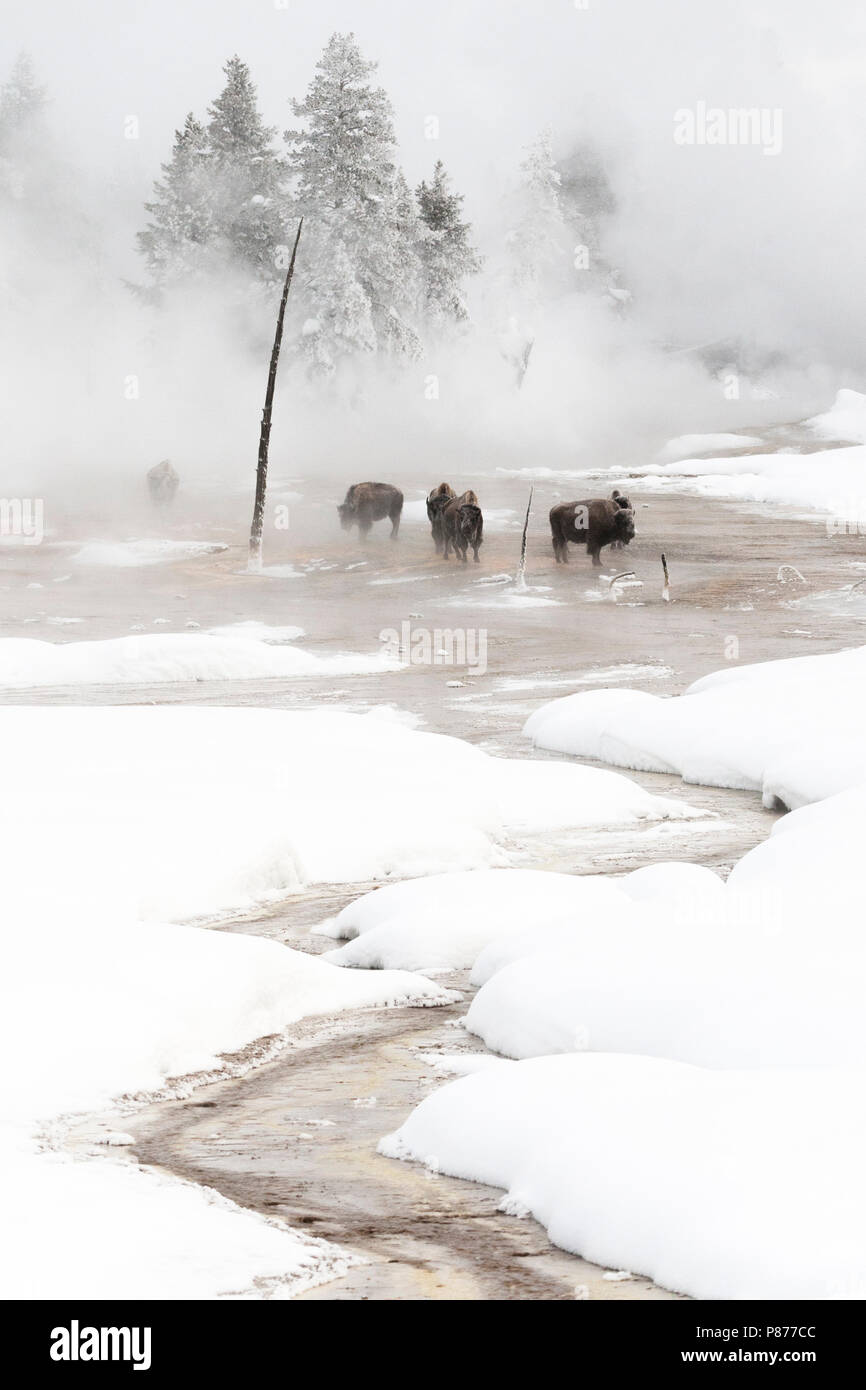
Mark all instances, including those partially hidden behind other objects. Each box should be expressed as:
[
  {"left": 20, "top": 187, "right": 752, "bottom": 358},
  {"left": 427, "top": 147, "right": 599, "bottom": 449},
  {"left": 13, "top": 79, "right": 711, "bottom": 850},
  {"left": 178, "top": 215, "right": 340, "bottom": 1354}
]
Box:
[
  {"left": 0, "top": 632, "right": 399, "bottom": 687},
  {"left": 1, "top": 704, "right": 701, "bottom": 921},
  {"left": 5, "top": 1132, "right": 354, "bottom": 1300},
  {"left": 496, "top": 392, "right": 866, "bottom": 528},
  {"left": 655, "top": 432, "right": 763, "bottom": 463},
  {"left": 524, "top": 643, "right": 866, "bottom": 810},
  {"left": 72, "top": 539, "right": 230, "bottom": 566},
  {"left": 320, "top": 868, "right": 636, "bottom": 972},
  {"left": 1, "top": 700, "right": 704, "bottom": 1298},
  {"left": 806, "top": 387, "right": 866, "bottom": 444},
  {"left": 4, "top": 702, "right": 485, "bottom": 1297},
  {"left": 381, "top": 1054, "right": 866, "bottom": 1300},
  {"left": 2, "top": 898, "right": 446, "bottom": 1299},
  {"left": 619, "top": 393, "right": 866, "bottom": 522},
  {"left": 626, "top": 445, "right": 866, "bottom": 524},
  {"left": 317, "top": 638, "right": 866, "bottom": 1299}
]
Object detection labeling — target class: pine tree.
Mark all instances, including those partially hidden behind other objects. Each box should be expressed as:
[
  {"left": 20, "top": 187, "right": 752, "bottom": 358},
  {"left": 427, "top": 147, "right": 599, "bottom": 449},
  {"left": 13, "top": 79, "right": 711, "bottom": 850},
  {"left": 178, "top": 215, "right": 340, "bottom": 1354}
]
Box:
[
  {"left": 416, "top": 160, "right": 481, "bottom": 327},
  {"left": 206, "top": 55, "right": 287, "bottom": 284},
  {"left": 137, "top": 114, "right": 214, "bottom": 289},
  {"left": 507, "top": 129, "right": 570, "bottom": 300},
  {"left": 137, "top": 57, "right": 288, "bottom": 296},
  {"left": 0, "top": 52, "right": 46, "bottom": 151},
  {"left": 0, "top": 52, "right": 48, "bottom": 203},
  {"left": 300, "top": 237, "right": 377, "bottom": 373},
  {"left": 285, "top": 32, "right": 422, "bottom": 368}
]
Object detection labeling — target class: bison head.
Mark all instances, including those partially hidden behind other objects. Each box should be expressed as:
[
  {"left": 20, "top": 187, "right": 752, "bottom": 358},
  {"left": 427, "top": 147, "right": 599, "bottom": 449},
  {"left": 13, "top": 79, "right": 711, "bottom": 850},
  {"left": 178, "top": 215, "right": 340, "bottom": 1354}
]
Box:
[
  {"left": 614, "top": 506, "right": 635, "bottom": 545},
  {"left": 337, "top": 502, "right": 354, "bottom": 530}
]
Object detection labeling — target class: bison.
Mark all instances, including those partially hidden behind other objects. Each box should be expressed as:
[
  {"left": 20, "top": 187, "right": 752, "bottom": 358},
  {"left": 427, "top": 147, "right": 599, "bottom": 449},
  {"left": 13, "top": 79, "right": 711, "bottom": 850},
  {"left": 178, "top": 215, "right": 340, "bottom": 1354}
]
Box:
[
  {"left": 147, "top": 459, "right": 179, "bottom": 506},
  {"left": 443, "top": 490, "right": 483, "bottom": 563},
  {"left": 426, "top": 482, "right": 457, "bottom": 553},
  {"left": 337, "top": 482, "right": 403, "bottom": 539},
  {"left": 550, "top": 497, "right": 635, "bottom": 566},
  {"left": 610, "top": 489, "right": 632, "bottom": 548}
]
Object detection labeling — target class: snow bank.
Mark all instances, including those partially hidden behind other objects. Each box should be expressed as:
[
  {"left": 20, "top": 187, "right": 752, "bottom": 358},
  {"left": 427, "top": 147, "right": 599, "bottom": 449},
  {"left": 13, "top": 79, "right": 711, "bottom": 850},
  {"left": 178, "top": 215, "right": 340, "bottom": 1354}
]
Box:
[
  {"left": 727, "top": 780, "right": 866, "bottom": 892},
  {"left": 3, "top": 909, "right": 448, "bottom": 1127},
  {"left": 655, "top": 432, "right": 762, "bottom": 463},
  {"left": 73, "top": 539, "right": 229, "bottom": 566},
  {"left": 626, "top": 443, "right": 866, "bottom": 523},
  {"left": 1, "top": 704, "right": 699, "bottom": 923},
  {"left": 0, "top": 632, "right": 400, "bottom": 688},
  {"left": 4, "top": 1132, "right": 351, "bottom": 1301},
  {"left": 2, "top": 702, "right": 470, "bottom": 1298},
  {"left": 2, "top": 920, "right": 444, "bottom": 1299},
  {"left": 381, "top": 1054, "right": 866, "bottom": 1299},
  {"left": 464, "top": 887, "right": 866, "bottom": 1067},
  {"left": 524, "top": 644, "right": 866, "bottom": 809},
  {"left": 321, "top": 869, "right": 635, "bottom": 972},
  {"left": 806, "top": 388, "right": 866, "bottom": 444}
]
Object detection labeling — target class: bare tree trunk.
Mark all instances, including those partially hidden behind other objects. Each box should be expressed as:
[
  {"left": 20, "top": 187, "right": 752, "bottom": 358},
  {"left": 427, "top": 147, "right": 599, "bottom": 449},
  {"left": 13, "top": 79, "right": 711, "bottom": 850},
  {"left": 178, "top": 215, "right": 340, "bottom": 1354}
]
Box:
[
  {"left": 515, "top": 486, "right": 533, "bottom": 591},
  {"left": 248, "top": 219, "right": 303, "bottom": 573}
]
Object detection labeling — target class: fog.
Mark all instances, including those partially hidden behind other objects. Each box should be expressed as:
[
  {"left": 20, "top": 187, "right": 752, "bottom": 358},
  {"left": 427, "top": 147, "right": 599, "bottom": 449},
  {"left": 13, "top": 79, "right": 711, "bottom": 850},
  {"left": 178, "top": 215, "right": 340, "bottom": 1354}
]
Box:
[{"left": 3, "top": 0, "right": 866, "bottom": 509}]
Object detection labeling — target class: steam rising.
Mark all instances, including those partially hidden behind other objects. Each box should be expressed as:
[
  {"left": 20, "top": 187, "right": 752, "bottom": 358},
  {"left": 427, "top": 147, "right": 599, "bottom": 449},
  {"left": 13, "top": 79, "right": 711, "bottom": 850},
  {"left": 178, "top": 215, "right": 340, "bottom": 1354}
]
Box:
[{"left": 2, "top": 0, "right": 863, "bottom": 510}]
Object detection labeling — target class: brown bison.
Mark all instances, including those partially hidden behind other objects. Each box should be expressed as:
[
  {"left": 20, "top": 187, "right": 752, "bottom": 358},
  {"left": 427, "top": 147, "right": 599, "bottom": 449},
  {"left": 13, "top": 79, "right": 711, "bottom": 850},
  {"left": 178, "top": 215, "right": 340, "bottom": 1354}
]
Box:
[
  {"left": 337, "top": 482, "right": 403, "bottom": 539},
  {"left": 550, "top": 497, "right": 635, "bottom": 566},
  {"left": 147, "top": 459, "right": 179, "bottom": 506},
  {"left": 610, "top": 489, "right": 632, "bottom": 548},
  {"left": 426, "top": 482, "right": 457, "bottom": 553},
  {"left": 443, "top": 490, "right": 484, "bottom": 563}
]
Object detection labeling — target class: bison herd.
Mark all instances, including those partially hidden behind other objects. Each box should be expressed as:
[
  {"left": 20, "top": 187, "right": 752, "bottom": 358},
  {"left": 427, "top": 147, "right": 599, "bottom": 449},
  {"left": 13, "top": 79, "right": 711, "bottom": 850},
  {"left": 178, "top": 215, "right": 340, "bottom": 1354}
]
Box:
[
  {"left": 146, "top": 460, "right": 636, "bottom": 567},
  {"left": 338, "top": 479, "right": 635, "bottom": 567},
  {"left": 425, "top": 483, "right": 484, "bottom": 563}
]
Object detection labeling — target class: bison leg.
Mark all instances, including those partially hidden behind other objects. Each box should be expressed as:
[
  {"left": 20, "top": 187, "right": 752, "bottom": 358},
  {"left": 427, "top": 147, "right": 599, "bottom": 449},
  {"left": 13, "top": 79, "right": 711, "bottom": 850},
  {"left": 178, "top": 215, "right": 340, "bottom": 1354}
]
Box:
[
  {"left": 473, "top": 544, "right": 480, "bottom": 563},
  {"left": 589, "top": 544, "right": 603, "bottom": 566}
]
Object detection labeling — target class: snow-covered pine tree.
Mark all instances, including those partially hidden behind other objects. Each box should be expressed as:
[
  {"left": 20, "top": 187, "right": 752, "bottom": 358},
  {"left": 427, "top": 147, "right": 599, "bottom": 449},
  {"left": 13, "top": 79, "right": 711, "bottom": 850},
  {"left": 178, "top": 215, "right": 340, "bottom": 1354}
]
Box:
[
  {"left": 285, "top": 32, "right": 423, "bottom": 370},
  {"left": 415, "top": 160, "right": 481, "bottom": 328},
  {"left": 507, "top": 128, "right": 570, "bottom": 300},
  {"left": 137, "top": 114, "right": 214, "bottom": 291},
  {"left": 0, "top": 52, "right": 46, "bottom": 149},
  {"left": 0, "top": 52, "right": 48, "bottom": 202},
  {"left": 299, "top": 236, "right": 377, "bottom": 374},
  {"left": 206, "top": 56, "right": 288, "bottom": 287}
]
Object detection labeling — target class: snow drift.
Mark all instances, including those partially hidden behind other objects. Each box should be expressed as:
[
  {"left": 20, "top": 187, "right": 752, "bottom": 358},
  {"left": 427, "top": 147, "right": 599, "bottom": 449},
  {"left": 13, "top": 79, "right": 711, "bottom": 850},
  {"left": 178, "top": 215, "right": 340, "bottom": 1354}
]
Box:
[
  {"left": 320, "top": 868, "right": 637, "bottom": 973},
  {"left": 0, "top": 705, "right": 701, "bottom": 923},
  {"left": 381, "top": 1053, "right": 866, "bottom": 1300},
  {"left": 0, "top": 632, "right": 399, "bottom": 688},
  {"left": 524, "top": 643, "right": 866, "bottom": 810},
  {"left": 625, "top": 438, "right": 866, "bottom": 525}
]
